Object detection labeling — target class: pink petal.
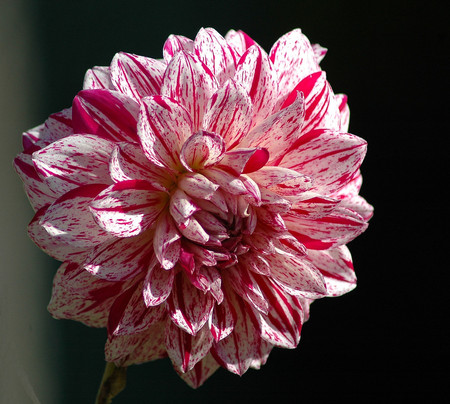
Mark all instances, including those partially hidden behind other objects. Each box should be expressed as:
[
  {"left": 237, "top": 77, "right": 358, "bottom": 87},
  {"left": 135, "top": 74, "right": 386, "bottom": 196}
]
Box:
[
  {"left": 285, "top": 208, "right": 368, "bottom": 250},
  {"left": 180, "top": 130, "right": 225, "bottom": 171},
  {"left": 202, "top": 80, "right": 253, "bottom": 149},
  {"left": 154, "top": 213, "right": 181, "bottom": 269},
  {"left": 90, "top": 180, "right": 168, "bottom": 238},
  {"left": 307, "top": 246, "right": 357, "bottom": 296},
  {"left": 32, "top": 134, "right": 114, "bottom": 197},
  {"left": 239, "top": 92, "right": 305, "bottom": 165},
  {"left": 281, "top": 129, "right": 367, "bottom": 194},
  {"left": 178, "top": 353, "right": 220, "bottom": 388},
  {"left": 108, "top": 280, "right": 165, "bottom": 336},
  {"left": 163, "top": 34, "right": 194, "bottom": 63},
  {"left": 110, "top": 52, "right": 166, "bottom": 100},
  {"left": 166, "top": 273, "right": 215, "bottom": 336},
  {"left": 109, "top": 142, "right": 174, "bottom": 191},
  {"left": 269, "top": 28, "right": 320, "bottom": 104},
  {"left": 83, "top": 66, "right": 114, "bottom": 90},
  {"left": 138, "top": 95, "right": 193, "bottom": 171},
  {"left": 41, "top": 184, "right": 112, "bottom": 248},
  {"left": 72, "top": 89, "right": 140, "bottom": 143},
  {"left": 235, "top": 44, "right": 279, "bottom": 126},
  {"left": 194, "top": 28, "right": 237, "bottom": 84},
  {"left": 255, "top": 275, "right": 304, "bottom": 348},
  {"left": 161, "top": 51, "right": 218, "bottom": 131},
  {"left": 143, "top": 259, "right": 175, "bottom": 307},
  {"left": 13, "top": 153, "right": 58, "bottom": 211},
  {"left": 264, "top": 254, "right": 327, "bottom": 299},
  {"left": 177, "top": 172, "right": 219, "bottom": 200},
  {"left": 166, "top": 322, "right": 213, "bottom": 373},
  {"left": 84, "top": 231, "right": 153, "bottom": 281}
]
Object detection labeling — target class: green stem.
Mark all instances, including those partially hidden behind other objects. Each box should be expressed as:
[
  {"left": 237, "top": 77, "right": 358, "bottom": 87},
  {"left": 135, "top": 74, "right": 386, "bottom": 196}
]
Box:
[{"left": 95, "top": 362, "right": 127, "bottom": 404}]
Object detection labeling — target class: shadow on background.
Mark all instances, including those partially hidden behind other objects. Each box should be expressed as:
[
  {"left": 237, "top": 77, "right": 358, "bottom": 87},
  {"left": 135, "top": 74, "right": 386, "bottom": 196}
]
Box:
[{"left": 1, "top": 0, "right": 448, "bottom": 402}]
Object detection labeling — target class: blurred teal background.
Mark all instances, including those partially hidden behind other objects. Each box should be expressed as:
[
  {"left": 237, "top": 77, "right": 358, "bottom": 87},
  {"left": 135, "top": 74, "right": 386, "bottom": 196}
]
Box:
[{"left": 1, "top": 0, "right": 447, "bottom": 402}]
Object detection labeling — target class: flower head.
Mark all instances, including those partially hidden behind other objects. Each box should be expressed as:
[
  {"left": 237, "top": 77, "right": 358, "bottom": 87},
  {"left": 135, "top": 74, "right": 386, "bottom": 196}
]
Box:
[{"left": 14, "top": 28, "right": 372, "bottom": 387}]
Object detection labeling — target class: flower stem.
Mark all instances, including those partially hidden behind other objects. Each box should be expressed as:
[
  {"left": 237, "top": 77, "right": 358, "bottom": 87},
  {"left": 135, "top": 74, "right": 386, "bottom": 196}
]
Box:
[{"left": 95, "top": 362, "right": 127, "bottom": 404}]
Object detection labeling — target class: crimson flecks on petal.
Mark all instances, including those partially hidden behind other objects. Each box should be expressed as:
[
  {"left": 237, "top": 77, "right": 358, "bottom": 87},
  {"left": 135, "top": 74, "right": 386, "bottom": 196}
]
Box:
[{"left": 15, "top": 27, "right": 372, "bottom": 389}]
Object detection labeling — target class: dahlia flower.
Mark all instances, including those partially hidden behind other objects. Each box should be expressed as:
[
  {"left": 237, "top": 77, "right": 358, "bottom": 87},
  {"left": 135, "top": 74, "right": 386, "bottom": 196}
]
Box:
[{"left": 14, "top": 27, "right": 372, "bottom": 393}]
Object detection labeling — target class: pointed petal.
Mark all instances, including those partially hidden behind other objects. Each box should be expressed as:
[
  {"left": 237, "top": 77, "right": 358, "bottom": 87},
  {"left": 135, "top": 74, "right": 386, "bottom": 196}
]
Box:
[
  {"left": 90, "top": 180, "right": 168, "bottom": 237},
  {"left": 291, "top": 192, "right": 340, "bottom": 219},
  {"left": 110, "top": 52, "right": 165, "bottom": 100},
  {"left": 210, "top": 294, "right": 236, "bottom": 341},
  {"left": 180, "top": 130, "right": 225, "bottom": 171},
  {"left": 202, "top": 80, "right": 253, "bottom": 149},
  {"left": 178, "top": 353, "right": 220, "bottom": 388},
  {"left": 202, "top": 167, "right": 247, "bottom": 195},
  {"left": 83, "top": 66, "right": 114, "bottom": 90},
  {"left": 312, "top": 43, "right": 327, "bottom": 64},
  {"left": 41, "top": 184, "right": 112, "bottom": 248},
  {"left": 194, "top": 28, "right": 237, "bottom": 84},
  {"left": 177, "top": 172, "right": 219, "bottom": 200},
  {"left": 32, "top": 134, "right": 114, "bottom": 197},
  {"left": 138, "top": 95, "right": 193, "bottom": 171},
  {"left": 167, "top": 273, "right": 215, "bottom": 336},
  {"left": 143, "top": 260, "right": 175, "bottom": 307},
  {"left": 281, "top": 129, "right": 367, "bottom": 194},
  {"left": 161, "top": 51, "right": 218, "bottom": 131},
  {"left": 239, "top": 92, "right": 305, "bottom": 165},
  {"left": 154, "top": 213, "right": 181, "bottom": 269},
  {"left": 72, "top": 89, "right": 140, "bottom": 143}
]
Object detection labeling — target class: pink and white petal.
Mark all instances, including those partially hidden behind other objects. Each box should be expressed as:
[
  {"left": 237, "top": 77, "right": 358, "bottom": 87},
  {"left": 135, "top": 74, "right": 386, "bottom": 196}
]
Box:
[
  {"left": 238, "top": 93, "right": 305, "bottom": 165},
  {"left": 211, "top": 292, "right": 261, "bottom": 376},
  {"left": 255, "top": 275, "right": 304, "bottom": 348},
  {"left": 238, "top": 252, "right": 271, "bottom": 276},
  {"left": 41, "top": 184, "right": 112, "bottom": 248},
  {"left": 110, "top": 52, "right": 166, "bottom": 101},
  {"left": 307, "top": 246, "right": 357, "bottom": 296},
  {"left": 194, "top": 28, "right": 237, "bottom": 84},
  {"left": 109, "top": 142, "right": 174, "bottom": 191},
  {"left": 166, "top": 273, "right": 215, "bottom": 336},
  {"left": 202, "top": 80, "right": 253, "bottom": 149},
  {"left": 335, "top": 93, "right": 350, "bottom": 132},
  {"left": 28, "top": 206, "right": 89, "bottom": 262},
  {"left": 32, "top": 134, "right": 114, "bottom": 197},
  {"left": 84, "top": 231, "right": 153, "bottom": 281},
  {"left": 161, "top": 51, "right": 218, "bottom": 131},
  {"left": 14, "top": 153, "right": 58, "bottom": 211},
  {"left": 90, "top": 180, "right": 168, "bottom": 238},
  {"left": 218, "top": 147, "right": 269, "bottom": 176},
  {"left": 290, "top": 192, "right": 340, "bottom": 219},
  {"left": 177, "top": 172, "right": 219, "bottom": 200},
  {"left": 234, "top": 45, "right": 279, "bottom": 126},
  {"left": 259, "top": 188, "right": 292, "bottom": 213},
  {"left": 105, "top": 320, "right": 167, "bottom": 366},
  {"left": 154, "top": 213, "right": 181, "bottom": 269},
  {"left": 143, "top": 259, "right": 175, "bottom": 307},
  {"left": 138, "top": 95, "right": 193, "bottom": 171},
  {"left": 178, "top": 353, "right": 220, "bottom": 388},
  {"left": 180, "top": 130, "right": 225, "bottom": 171},
  {"left": 83, "top": 66, "right": 114, "bottom": 90},
  {"left": 109, "top": 280, "right": 166, "bottom": 336},
  {"left": 166, "top": 322, "right": 214, "bottom": 373},
  {"left": 41, "top": 108, "right": 74, "bottom": 147},
  {"left": 282, "top": 129, "right": 367, "bottom": 194},
  {"left": 72, "top": 89, "right": 140, "bottom": 143},
  {"left": 22, "top": 123, "right": 45, "bottom": 152},
  {"left": 169, "top": 189, "right": 199, "bottom": 225},
  {"left": 202, "top": 167, "right": 247, "bottom": 196},
  {"left": 249, "top": 166, "right": 312, "bottom": 195},
  {"left": 48, "top": 262, "right": 113, "bottom": 328},
  {"left": 269, "top": 28, "right": 320, "bottom": 104},
  {"left": 225, "top": 29, "right": 256, "bottom": 57},
  {"left": 163, "top": 34, "right": 194, "bottom": 63},
  {"left": 249, "top": 339, "right": 273, "bottom": 370},
  {"left": 337, "top": 195, "right": 374, "bottom": 221},
  {"left": 312, "top": 43, "right": 328, "bottom": 64},
  {"left": 210, "top": 293, "right": 236, "bottom": 342},
  {"left": 285, "top": 208, "right": 368, "bottom": 250},
  {"left": 178, "top": 215, "right": 210, "bottom": 245},
  {"left": 264, "top": 254, "right": 327, "bottom": 299}
]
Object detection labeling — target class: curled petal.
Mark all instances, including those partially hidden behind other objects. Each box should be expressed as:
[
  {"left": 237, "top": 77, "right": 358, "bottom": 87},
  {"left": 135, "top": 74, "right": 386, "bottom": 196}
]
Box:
[
  {"left": 225, "top": 29, "right": 256, "bottom": 57},
  {"left": 194, "top": 28, "right": 237, "bottom": 84},
  {"left": 110, "top": 52, "right": 165, "bottom": 100},
  {"left": 83, "top": 66, "right": 114, "bottom": 90},
  {"left": 163, "top": 34, "right": 194, "bottom": 63},
  {"left": 180, "top": 130, "right": 225, "bottom": 171},
  {"left": 32, "top": 134, "right": 114, "bottom": 197},
  {"left": 219, "top": 147, "right": 269, "bottom": 176},
  {"left": 90, "top": 180, "right": 168, "bottom": 238},
  {"left": 143, "top": 259, "right": 175, "bottom": 307},
  {"left": 161, "top": 51, "right": 218, "bottom": 131},
  {"left": 177, "top": 172, "right": 219, "bottom": 200},
  {"left": 202, "top": 167, "right": 247, "bottom": 196},
  {"left": 154, "top": 213, "right": 181, "bottom": 269},
  {"left": 312, "top": 43, "right": 328, "bottom": 64},
  {"left": 138, "top": 95, "right": 193, "bottom": 171},
  {"left": 202, "top": 80, "right": 253, "bottom": 149},
  {"left": 72, "top": 89, "right": 140, "bottom": 143}
]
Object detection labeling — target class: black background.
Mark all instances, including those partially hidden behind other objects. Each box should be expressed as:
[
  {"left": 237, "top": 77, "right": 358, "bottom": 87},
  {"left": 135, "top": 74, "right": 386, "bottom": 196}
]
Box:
[{"left": 24, "top": 0, "right": 449, "bottom": 402}]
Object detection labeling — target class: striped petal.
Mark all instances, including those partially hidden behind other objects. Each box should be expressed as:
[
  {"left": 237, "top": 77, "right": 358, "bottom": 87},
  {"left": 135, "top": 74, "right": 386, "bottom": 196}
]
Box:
[
  {"left": 83, "top": 66, "right": 114, "bottom": 90},
  {"left": 163, "top": 34, "right": 194, "bottom": 63},
  {"left": 90, "top": 180, "right": 168, "bottom": 238},
  {"left": 143, "top": 259, "right": 175, "bottom": 307},
  {"left": 180, "top": 130, "right": 225, "bottom": 171},
  {"left": 178, "top": 353, "right": 220, "bottom": 388},
  {"left": 154, "top": 213, "right": 181, "bottom": 269},
  {"left": 110, "top": 52, "right": 165, "bottom": 101}
]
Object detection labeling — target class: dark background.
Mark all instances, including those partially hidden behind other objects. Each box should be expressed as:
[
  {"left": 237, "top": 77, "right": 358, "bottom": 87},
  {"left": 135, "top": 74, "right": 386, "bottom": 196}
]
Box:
[{"left": 4, "top": 0, "right": 448, "bottom": 402}]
